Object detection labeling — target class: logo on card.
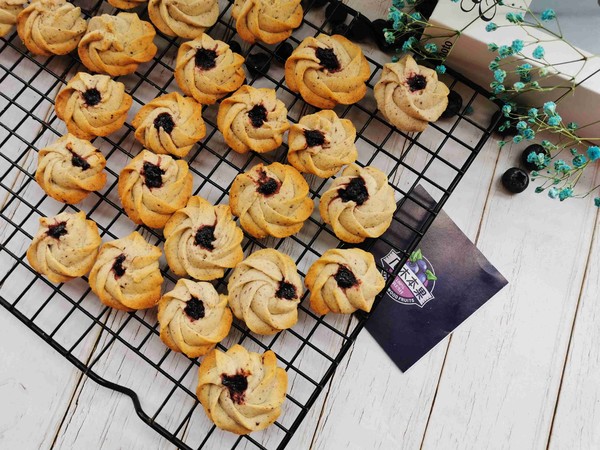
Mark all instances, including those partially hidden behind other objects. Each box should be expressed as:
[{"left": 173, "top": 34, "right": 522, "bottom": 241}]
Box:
[{"left": 381, "top": 249, "right": 438, "bottom": 308}]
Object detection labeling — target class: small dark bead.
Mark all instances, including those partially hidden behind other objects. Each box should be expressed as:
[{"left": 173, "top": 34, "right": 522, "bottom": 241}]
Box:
[
  {"left": 521, "top": 144, "right": 548, "bottom": 171},
  {"left": 441, "top": 90, "right": 463, "bottom": 119},
  {"left": 274, "top": 42, "right": 294, "bottom": 64},
  {"left": 501, "top": 167, "right": 529, "bottom": 194},
  {"left": 325, "top": 1, "right": 348, "bottom": 25},
  {"left": 228, "top": 40, "right": 242, "bottom": 55},
  {"left": 245, "top": 52, "right": 271, "bottom": 78},
  {"left": 346, "top": 14, "right": 373, "bottom": 41}
]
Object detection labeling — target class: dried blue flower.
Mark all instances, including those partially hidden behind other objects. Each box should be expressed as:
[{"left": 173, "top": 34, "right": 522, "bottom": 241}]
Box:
[
  {"left": 543, "top": 101, "right": 557, "bottom": 115},
  {"left": 489, "top": 60, "right": 500, "bottom": 70},
  {"left": 535, "top": 186, "right": 544, "bottom": 193},
  {"left": 595, "top": 197, "right": 600, "bottom": 207},
  {"left": 528, "top": 108, "right": 538, "bottom": 119},
  {"left": 401, "top": 36, "right": 417, "bottom": 51},
  {"left": 513, "top": 81, "right": 525, "bottom": 91},
  {"left": 502, "top": 104, "right": 512, "bottom": 116},
  {"left": 392, "top": 0, "right": 405, "bottom": 7},
  {"left": 539, "top": 67, "right": 549, "bottom": 77},
  {"left": 494, "top": 69, "right": 506, "bottom": 82},
  {"left": 516, "top": 120, "right": 528, "bottom": 131},
  {"left": 573, "top": 155, "right": 587, "bottom": 168},
  {"left": 567, "top": 122, "right": 578, "bottom": 131},
  {"left": 533, "top": 45, "right": 545, "bottom": 59},
  {"left": 530, "top": 81, "right": 541, "bottom": 89},
  {"left": 498, "top": 45, "right": 513, "bottom": 58},
  {"left": 435, "top": 65, "right": 446, "bottom": 74},
  {"left": 384, "top": 31, "right": 396, "bottom": 44},
  {"left": 554, "top": 160, "right": 571, "bottom": 173},
  {"left": 424, "top": 43, "right": 438, "bottom": 53},
  {"left": 559, "top": 187, "right": 573, "bottom": 201},
  {"left": 587, "top": 146, "right": 600, "bottom": 161},
  {"left": 522, "top": 128, "right": 535, "bottom": 140},
  {"left": 548, "top": 115, "right": 562, "bottom": 127},
  {"left": 541, "top": 9, "right": 556, "bottom": 21},
  {"left": 410, "top": 12, "right": 422, "bottom": 21},
  {"left": 506, "top": 12, "right": 524, "bottom": 23},
  {"left": 493, "top": 83, "right": 505, "bottom": 94},
  {"left": 391, "top": 55, "right": 399, "bottom": 62},
  {"left": 498, "top": 140, "right": 507, "bottom": 148},
  {"left": 488, "top": 43, "right": 499, "bottom": 52},
  {"left": 513, "top": 135, "right": 523, "bottom": 143},
  {"left": 486, "top": 23, "right": 498, "bottom": 32},
  {"left": 548, "top": 187, "right": 559, "bottom": 199},
  {"left": 512, "top": 39, "right": 524, "bottom": 52}
]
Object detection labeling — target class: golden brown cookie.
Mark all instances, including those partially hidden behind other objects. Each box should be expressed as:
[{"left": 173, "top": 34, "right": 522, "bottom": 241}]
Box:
[
  {"left": 78, "top": 12, "right": 157, "bottom": 77},
  {"left": 164, "top": 196, "right": 243, "bottom": 281},
  {"left": 305, "top": 248, "right": 385, "bottom": 315},
  {"left": 217, "top": 85, "right": 289, "bottom": 154},
  {"left": 27, "top": 211, "right": 101, "bottom": 284},
  {"left": 285, "top": 34, "right": 370, "bottom": 109},
  {"left": 36, "top": 133, "right": 106, "bottom": 204},
  {"left": 229, "top": 162, "right": 314, "bottom": 238},
  {"left": 374, "top": 54, "right": 450, "bottom": 132},
  {"left": 174, "top": 33, "right": 245, "bottom": 105},
  {"left": 54, "top": 72, "right": 132, "bottom": 140},
  {"left": 287, "top": 110, "right": 357, "bottom": 178},
  {"left": 148, "top": 0, "right": 218, "bottom": 39},
  {"left": 0, "top": 0, "right": 26, "bottom": 37},
  {"left": 158, "top": 279, "right": 232, "bottom": 358},
  {"left": 232, "top": 0, "right": 302, "bottom": 44},
  {"left": 319, "top": 164, "right": 396, "bottom": 243},
  {"left": 107, "top": 0, "right": 147, "bottom": 10},
  {"left": 227, "top": 248, "right": 302, "bottom": 335},
  {"left": 197, "top": 344, "right": 287, "bottom": 434},
  {"left": 88, "top": 231, "right": 163, "bottom": 311},
  {"left": 16, "top": 0, "right": 86, "bottom": 56},
  {"left": 132, "top": 92, "right": 206, "bottom": 158},
  {"left": 118, "top": 150, "right": 193, "bottom": 229}
]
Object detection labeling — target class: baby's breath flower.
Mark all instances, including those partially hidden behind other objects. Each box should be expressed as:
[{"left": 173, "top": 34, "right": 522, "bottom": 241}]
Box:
[
  {"left": 567, "top": 122, "right": 578, "bottom": 131},
  {"left": 494, "top": 69, "right": 506, "bottom": 82},
  {"left": 541, "top": 9, "right": 556, "bottom": 21},
  {"left": 506, "top": 12, "right": 524, "bottom": 23},
  {"left": 528, "top": 108, "right": 538, "bottom": 119},
  {"left": 522, "top": 128, "right": 535, "bottom": 140},
  {"left": 391, "top": 55, "right": 399, "bottom": 62},
  {"left": 548, "top": 115, "right": 562, "bottom": 127},
  {"left": 573, "top": 155, "right": 587, "bottom": 168},
  {"left": 512, "top": 39, "right": 524, "bottom": 53},
  {"left": 587, "top": 146, "right": 600, "bottom": 161},
  {"left": 595, "top": 197, "right": 600, "bottom": 207},
  {"left": 502, "top": 104, "right": 512, "bottom": 116},
  {"left": 543, "top": 101, "right": 557, "bottom": 115},
  {"left": 513, "top": 81, "right": 525, "bottom": 91},
  {"left": 516, "top": 120, "right": 528, "bottom": 131},
  {"left": 489, "top": 60, "right": 500, "bottom": 70},
  {"left": 533, "top": 45, "right": 545, "bottom": 59},
  {"left": 554, "top": 160, "right": 571, "bottom": 173},
  {"left": 559, "top": 187, "right": 573, "bottom": 201},
  {"left": 392, "top": 0, "right": 405, "bottom": 7},
  {"left": 498, "top": 45, "right": 513, "bottom": 58},
  {"left": 548, "top": 187, "right": 559, "bottom": 199},
  {"left": 410, "top": 12, "right": 422, "bottom": 21},
  {"left": 535, "top": 186, "right": 544, "bottom": 193},
  {"left": 513, "top": 135, "right": 523, "bottom": 143},
  {"left": 539, "top": 67, "right": 549, "bottom": 77},
  {"left": 486, "top": 23, "right": 498, "bottom": 32},
  {"left": 530, "top": 81, "right": 541, "bottom": 89},
  {"left": 435, "top": 65, "right": 446, "bottom": 74},
  {"left": 488, "top": 43, "right": 499, "bottom": 52},
  {"left": 384, "top": 31, "right": 396, "bottom": 44},
  {"left": 424, "top": 43, "right": 438, "bottom": 53}
]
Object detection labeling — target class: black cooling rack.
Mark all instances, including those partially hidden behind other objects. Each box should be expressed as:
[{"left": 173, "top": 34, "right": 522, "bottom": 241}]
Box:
[{"left": 0, "top": 0, "right": 499, "bottom": 448}]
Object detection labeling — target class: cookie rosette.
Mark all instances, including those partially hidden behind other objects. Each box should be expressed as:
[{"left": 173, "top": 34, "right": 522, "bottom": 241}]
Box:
[
  {"left": 107, "top": 0, "right": 147, "bottom": 10},
  {"left": 132, "top": 92, "right": 206, "bottom": 158},
  {"left": 78, "top": 12, "right": 157, "bottom": 77},
  {"left": 229, "top": 162, "right": 314, "bottom": 238},
  {"left": 158, "top": 279, "right": 232, "bottom": 358},
  {"left": 319, "top": 164, "right": 396, "bottom": 243},
  {"left": 374, "top": 54, "right": 450, "bottom": 132},
  {"left": 227, "top": 249, "right": 302, "bottom": 335},
  {"left": 164, "top": 196, "right": 244, "bottom": 281},
  {"left": 27, "top": 211, "right": 101, "bottom": 284},
  {"left": 217, "top": 85, "right": 289, "bottom": 154},
  {"left": 305, "top": 248, "right": 385, "bottom": 315},
  {"left": 285, "top": 34, "right": 370, "bottom": 109},
  {"left": 0, "top": 0, "right": 26, "bottom": 37},
  {"left": 88, "top": 231, "right": 163, "bottom": 311},
  {"left": 118, "top": 150, "right": 193, "bottom": 229},
  {"left": 55, "top": 72, "right": 132, "bottom": 140},
  {"left": 16, "top": 0, "right": 86, "bottom": 56},
  {"left": 148, "top": 0, "right": 218, "bottom": 39},
  {"left": 36, "top": 133, "right": 107, "bottom": 204},
  {"left": 231, "top": 0, "right": 302, "bottom": 44},
  {"left": 197, "top": 345, "right": 288, "bottom": 434}
]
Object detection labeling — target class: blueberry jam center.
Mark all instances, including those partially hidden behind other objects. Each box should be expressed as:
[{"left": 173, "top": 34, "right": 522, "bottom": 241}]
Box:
[
  {"left": 142, "top": 162, "right": 165, "bottom": 189},
  {"left": 184, "top": 296, "right": 205, "bottom": 320},
  {"left": 82, "top": 88, "right": 101, "bottom": 106},
  {"left": 407, "top": 74, "right": 427, "bottom": 92},
  {"left": 194, "top": 48, "right": 218, "bottom": 70},
  {"left": 153, "top": 112, "right": 175, "bottom": 134},
  {"left": 256, "top": 170, "right": 281, "bottom": 196},
  {"left": 70, "top": 151, "right": 90, "bottom": 170},
  {"left": 315, "top": 47, "right": 341, "bottom": 72},
  {"left": 47, "top": 221, "right": 67, "bottom": 239},
  {"left": 304, "top": 129, "right": 326, "bottom": 147},
  {"left": 334, "top": 265, "right": 358, "bottom": 289},
  {"left": 194, "top": 225, "right": 216, "bottom": 251},
  {"left": 275, "top": 280, "right": 297, "bottom": 300},
  {"left": 248, "top": 104, "right": 268, "bottom": 128},
  {"left": 112, "top": 254, "right": 126, "bottom": 278},
  {"left": 221, "top": 373, "right": 248, "bottom": 404},
  {"left": 338, "top": 176, "right": 369, "bottom": 205}
]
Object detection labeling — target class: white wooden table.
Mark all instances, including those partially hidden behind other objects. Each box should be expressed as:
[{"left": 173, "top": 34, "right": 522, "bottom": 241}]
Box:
[{"left": 2, "top": 1, "right": 600, "bottom": 449}]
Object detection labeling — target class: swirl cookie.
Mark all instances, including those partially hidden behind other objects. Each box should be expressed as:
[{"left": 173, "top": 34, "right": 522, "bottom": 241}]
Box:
[
  {"left": 27, "top": 211, "right": 101, "bottom": 284},
  {"left": 148, "top": 0, "right": 218, "bottom": 39},
  {"left": 36, "top": 133, "right": 106, "bottom": 204},
  {"left": 217, "top": 85, "right": 289, "bottom": 154},
  {"left": 319, "top": 164, "right": 395, "bottom": 243},
  {"left": 174, "top": 34, "right": 245, "bottom": 105},
  {"left": 107, "top": 0, "right": 147, "bottom": 10},
  {"left": 164, "top": 196, "right": 243, "bottom": 281},
  {"left": 89, "top": 231, "right": 163, "bottom": 311},
  {"left": 232, "top": 0, "right": 302, "bottom": 44},
  {"left": 374, "top": 54, "right": 450, "bottom": 132},
  {"left": 158, "top": 279, "right": 232, "bottom": 358},
  {"left": 285, "top": 34, "right": 370, "bottom": 109},
  {"left": 0, "top": 0, "right": 26, "bottom": 37},
  {"left": 197, "top": 344, "right": 287, "bottom": 434},
  {"left": 132, "top": 92, "right": 205, "bottom": 158},
  {"left": 16, "top": 0, "right": 86, "bottom": 56},
  {"left": 287, "top": 110, "right": 357, "bottom": 178},
  {"left": 229, "top": 162, "right": 313, "bottom": 238},
  {"left": 78, "top": 13, "right": 157, "bottom": 77},
  {"left": 305, "top": 248, "right": 385, "bottom": 315},
  {"left": 227, "top": 249, "right": 302, "bottom": 335},
  {"left": 55, "top": 72, "right": 132, "bottom": 140},
  {"left": 118, "top": 150, "right": 193, "bottom": 229}
]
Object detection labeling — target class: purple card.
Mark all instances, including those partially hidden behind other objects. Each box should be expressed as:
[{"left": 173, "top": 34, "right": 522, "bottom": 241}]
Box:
[{"left": 366, "top": 186, "right": 508, "bottom": 372}]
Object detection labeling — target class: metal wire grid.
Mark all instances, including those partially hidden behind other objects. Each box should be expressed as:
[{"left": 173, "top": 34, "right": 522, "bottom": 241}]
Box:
[{"left": 0, "top": 0, "right": 498, "bottom": 449}]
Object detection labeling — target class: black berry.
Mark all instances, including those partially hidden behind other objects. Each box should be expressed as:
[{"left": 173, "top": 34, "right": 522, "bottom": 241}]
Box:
[
  {"left": 304, "top": 129, "right": 326, "bottom": 147},
  {"left": 521, "top": 144, "right": 548, "bottom": 171},
  {"left": 338, "top": 176, "right": 369, "bottom": 205},
  {"left": 248, "top": 104, "right": 268, "bottom": 128},
  {"left": 194, "top": 48, "right": 218, "bottom": 70},
  {"left": 184, "top": 297, "right": 205, "bottom": 320},
  {"left": 221, "top": 373, "right": 248, "bottom": 404},
  {"left": 275, "top": 280, "right": 297, "bottom": 300},
  {"left": 194, "top": 225, "right": 216, "bottom": 250},
  {"left": 245, "top": 52, "right": 271, "bottom": 78},
  {"left": 142, "top": 161, "right": 165, "bottom": 189},
  {"left": 70, "top": 152, "right": 90, "bottom": 170},
  {"left": 407, "top": 74, "right": 427, "bottom": 92},
  {"left": 228, "top": 40, "right": 242, "bottom": 55},
  {"left": 334, "top": 265, "right": 358, "bottom": 289},
  {"left": 82, "top": 88, "right": 101, "bottom": 107},
  {"left": 315, "top": 47, "right": 341, "bottom": 72},
  {"left": 441, "top": 90, "right": 463, "bottom": 119},
  {"left": 274, "top": 42, "right": 294, "bottom": 64},
  {"left": 112, "top": 254, "right": 126, "bottom": 278},
  {"left": 325, "top": 1, "right": 348, "bottom": 25},
  {"left": 153, "top": 112, "right": 175, "bottom": 134},
  {"left": 47, "top": 221, "right": 68, "bottom": 239},
  {"left": 501, "top": 167, "right": 529, "bottom": 194}
]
